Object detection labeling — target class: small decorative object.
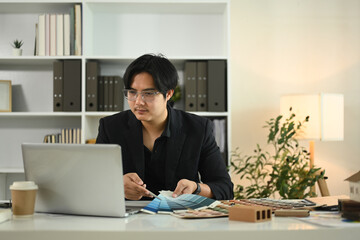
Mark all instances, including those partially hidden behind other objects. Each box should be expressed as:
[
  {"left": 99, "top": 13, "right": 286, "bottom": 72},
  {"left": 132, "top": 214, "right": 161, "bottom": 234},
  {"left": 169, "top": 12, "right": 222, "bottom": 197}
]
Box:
[
  {"left": 11, "top": 39, "right": 24, "bottom": 56},
  {"left": 231, "top": 108, "right": 324, "bottom": 199},
  {"left": 344, "top": 171, "right": 360, "bottom": 202},
  {"left": 0, "top": 80, "right": 12, "bottom": 112},
  {"left": 229, "top": 205, "right": 272, "bottom": 222}
]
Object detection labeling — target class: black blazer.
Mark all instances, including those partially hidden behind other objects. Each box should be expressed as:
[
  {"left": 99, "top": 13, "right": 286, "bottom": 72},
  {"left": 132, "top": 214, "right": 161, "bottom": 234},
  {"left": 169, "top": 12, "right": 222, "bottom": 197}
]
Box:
[{"left": 96, "top": 107, "right": 234, "bottom": 200}]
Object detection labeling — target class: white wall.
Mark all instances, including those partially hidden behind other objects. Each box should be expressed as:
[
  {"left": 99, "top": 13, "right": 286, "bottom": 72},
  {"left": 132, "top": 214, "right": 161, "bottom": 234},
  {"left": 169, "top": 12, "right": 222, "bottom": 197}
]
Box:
[{"left": 230, "top": 0, "right": 360, "bottom": 196}]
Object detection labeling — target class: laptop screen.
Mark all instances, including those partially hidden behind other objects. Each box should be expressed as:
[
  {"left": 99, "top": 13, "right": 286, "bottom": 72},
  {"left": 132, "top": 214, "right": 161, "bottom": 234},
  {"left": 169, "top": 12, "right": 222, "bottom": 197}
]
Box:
[{"left": 22, "top": 143, "right": 128, "bottom": 217}]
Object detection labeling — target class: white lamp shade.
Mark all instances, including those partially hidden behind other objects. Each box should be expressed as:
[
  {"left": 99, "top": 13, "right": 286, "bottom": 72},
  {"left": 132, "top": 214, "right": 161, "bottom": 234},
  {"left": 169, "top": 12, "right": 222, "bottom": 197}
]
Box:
[{"left": 280, "top": 93, "right": 344, "bottom": 141}]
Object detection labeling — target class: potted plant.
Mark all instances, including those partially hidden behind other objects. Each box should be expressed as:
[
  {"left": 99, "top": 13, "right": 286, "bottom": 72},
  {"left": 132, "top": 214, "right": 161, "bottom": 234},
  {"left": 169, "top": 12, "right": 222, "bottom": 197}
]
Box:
[
  {"left": 231, "top": 108, "right": 324, "bottom": 199},
  {"left": 11, "top": 39, "right": 24, "bottom": 56}
]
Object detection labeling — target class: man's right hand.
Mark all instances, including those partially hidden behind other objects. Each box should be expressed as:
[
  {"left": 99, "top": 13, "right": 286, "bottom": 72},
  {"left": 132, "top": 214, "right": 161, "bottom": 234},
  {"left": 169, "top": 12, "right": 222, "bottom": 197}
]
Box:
[{"left": 123, "top": 173, "right": 150, "bottom": 200}]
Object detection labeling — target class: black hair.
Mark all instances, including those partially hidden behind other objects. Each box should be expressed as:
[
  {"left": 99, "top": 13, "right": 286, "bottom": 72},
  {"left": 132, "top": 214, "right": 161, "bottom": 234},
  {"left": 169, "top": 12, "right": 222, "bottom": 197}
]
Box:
[{"left": 123, "top": 54, "right": 178, "bottom": 98}]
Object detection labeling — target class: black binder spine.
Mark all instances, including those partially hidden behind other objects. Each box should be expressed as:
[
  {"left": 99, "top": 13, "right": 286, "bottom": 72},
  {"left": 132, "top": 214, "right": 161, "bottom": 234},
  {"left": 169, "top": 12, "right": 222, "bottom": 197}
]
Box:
[
  {"left": 197, "top": 61, "right": 208, "bottom": 112},
  {"left": 113, "top": 76, "right": 124, "bottom": 111},
  {"left": 208, "top": 60, "right": 226, "bottom": 112},
  {"left": 103, "top": 76, "right": 109, "bottom": 111},
  {"left": 108, "top": 76, "right": 114, "bottom": 111},
  {"left": 98, "top": 76, "right": 104, "bottom": 111},
  {"left": 86, "top": 61, "right": 98, "bottom": 111},
  {"left": 63, "top": 60, "right": 81, "bottom": 111},
  {"left": 53, "top": 61, "right": 64, "bottom": 112},
  {"left": 184, "top": 61, "right": 197, "bottom": 111}
]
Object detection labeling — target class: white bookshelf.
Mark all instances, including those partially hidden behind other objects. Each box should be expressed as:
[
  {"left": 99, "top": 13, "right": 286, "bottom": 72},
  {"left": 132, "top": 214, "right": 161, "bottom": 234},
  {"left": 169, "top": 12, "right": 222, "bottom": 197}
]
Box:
[{"left": 0, "top": 0, "right": 231, "bottom": 198}]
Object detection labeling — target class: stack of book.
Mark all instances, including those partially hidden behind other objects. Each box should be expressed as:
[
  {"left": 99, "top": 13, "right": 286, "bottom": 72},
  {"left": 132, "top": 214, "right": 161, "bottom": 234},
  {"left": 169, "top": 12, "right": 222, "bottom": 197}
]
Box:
[
  {"left": 43, "top": 128, "right": 81, "bottom": 144},
  {"left": 339, "top": 199, "right": 360, "bottom": 221},
  {"left": 35, "top": 4, "right": 81, "bottom": 56}
]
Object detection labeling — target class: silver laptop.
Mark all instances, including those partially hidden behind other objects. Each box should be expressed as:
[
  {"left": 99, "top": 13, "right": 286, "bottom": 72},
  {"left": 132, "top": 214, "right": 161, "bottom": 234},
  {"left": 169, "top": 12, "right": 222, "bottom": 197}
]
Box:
[{"left": 22, "top": 143, "right": 139, "bottom": 217}]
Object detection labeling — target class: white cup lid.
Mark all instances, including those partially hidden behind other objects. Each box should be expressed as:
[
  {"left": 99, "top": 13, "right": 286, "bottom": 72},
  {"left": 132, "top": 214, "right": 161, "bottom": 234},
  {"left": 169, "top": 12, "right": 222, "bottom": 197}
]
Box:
[{"left": 10, "top": 181, "right": 38, "bottom": 190}]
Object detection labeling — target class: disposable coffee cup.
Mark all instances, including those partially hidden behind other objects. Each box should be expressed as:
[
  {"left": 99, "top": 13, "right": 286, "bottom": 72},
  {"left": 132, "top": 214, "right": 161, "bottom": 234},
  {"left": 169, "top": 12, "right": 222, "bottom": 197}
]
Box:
[{"left": 10, "top": 181, "right": 38, "bottom": 218}]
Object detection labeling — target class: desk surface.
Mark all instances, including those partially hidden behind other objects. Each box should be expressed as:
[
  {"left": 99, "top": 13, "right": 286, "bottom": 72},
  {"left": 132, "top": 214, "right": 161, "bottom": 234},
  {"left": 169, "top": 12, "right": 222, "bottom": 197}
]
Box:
[{"left": 1, "top": 212, "right": 360, "bottom": 240}]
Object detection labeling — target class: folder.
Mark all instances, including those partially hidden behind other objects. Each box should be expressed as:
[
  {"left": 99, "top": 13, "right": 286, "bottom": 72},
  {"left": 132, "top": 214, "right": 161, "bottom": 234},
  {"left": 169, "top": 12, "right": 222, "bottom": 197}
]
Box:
[
  {"left": 63, "top": 60, "right": 81, "bottom": 111},
  {"left": 184, "top": 61, "right": 197, "bottom": 111},
  {"left": 86, "top": 61, "right": 98, "bottom": 111},
  {"left": 108, "top": 76, "right": 114, "bottom": 111},
  {"left": 98, "top": 76, "right": 104, "bottom": 111},
  {"left": 213, "top": 118, "right": 227, "bottom": 165},
  {"left": 208, "top": 60, "right": 226, "bottom": 112},
  {"left": 103, "top": 76, "right": 109, "bottom": 111},
  {"left": 53, "top": 61, "right": 64, "bottom": 112},
  {"left": 197, "top": 61, "right": 208, "bottom": 111},
  {"left": 113, "top": 76, "right": 124, "bottom": 111}
]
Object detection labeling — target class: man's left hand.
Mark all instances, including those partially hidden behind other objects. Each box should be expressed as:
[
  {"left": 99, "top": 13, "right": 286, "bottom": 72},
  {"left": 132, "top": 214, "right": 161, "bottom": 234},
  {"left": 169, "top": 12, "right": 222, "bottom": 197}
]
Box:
[{"left": 172, "top": 179, "right": 197, "bottom": 198}]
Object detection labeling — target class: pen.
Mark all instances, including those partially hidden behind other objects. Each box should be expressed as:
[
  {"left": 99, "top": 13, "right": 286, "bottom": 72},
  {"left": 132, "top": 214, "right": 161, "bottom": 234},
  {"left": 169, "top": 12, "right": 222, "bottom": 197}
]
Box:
[
  {"left": 140, "top": 183, "right": 160, "bottom": 200},
  {"left": 147, "top": 190, "right": 161, "bottom": 200}
]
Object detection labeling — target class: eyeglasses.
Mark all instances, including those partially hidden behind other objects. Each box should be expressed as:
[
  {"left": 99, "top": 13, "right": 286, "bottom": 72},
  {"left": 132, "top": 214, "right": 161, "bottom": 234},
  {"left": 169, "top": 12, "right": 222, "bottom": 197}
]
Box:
[{"left": 123, "top": 89, "right": 161, "bottom": 102}]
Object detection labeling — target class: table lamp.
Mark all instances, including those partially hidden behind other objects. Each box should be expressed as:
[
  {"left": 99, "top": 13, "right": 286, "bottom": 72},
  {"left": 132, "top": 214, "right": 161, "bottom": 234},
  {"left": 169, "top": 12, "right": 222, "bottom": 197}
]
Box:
[{"left": 280, "top": 93, "right": 344, "bottom": 196}]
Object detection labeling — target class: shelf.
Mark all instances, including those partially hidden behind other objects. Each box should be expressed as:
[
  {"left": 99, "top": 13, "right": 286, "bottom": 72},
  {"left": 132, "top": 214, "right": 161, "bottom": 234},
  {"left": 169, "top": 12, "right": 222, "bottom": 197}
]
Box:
[
  {"left": 0, "top": 168, "right": 24, "bottom": 174},
  {"left": 84, "top": 111, "right": 229, "bottom": 118},
  {"left": 0, "top": 116, "right": 82, "bottom": 171},
  {"left": 0, "top": 57, "right": 82, "bottom": 65},
  {"left": 0, "top": 112, "right": 82, "bottom": 117},
  {"left": 0, "top": 0, "right": 231, "bottom": 173},
  {"left": 0, "top": 1, "right": 77, "bottom": 14},
  {"left": 188, "top": 112, "right": 229, "bottom": 117},
  {"left": 85, "top": 56, "right": 228, "bottom": 60},
  {"left": 85, "top": 111, "right": 117, "bottom": 117},
  {"left": 83, "top": 1, "right": 228, "bottom": 57},
  {"left": 84, "top": 1, "right": 227, "bottom": 14},
  {"left": 85, "top": 56, "right": 228, "bottom": 65}
]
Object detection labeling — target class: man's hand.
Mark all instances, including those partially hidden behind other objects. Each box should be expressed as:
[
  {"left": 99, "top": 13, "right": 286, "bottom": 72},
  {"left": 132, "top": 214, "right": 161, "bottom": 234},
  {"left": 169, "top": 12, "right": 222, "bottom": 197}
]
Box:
[
  {"left": 172, "top": 179, "right": 197, "bottom": 198},
  {"left": 123, "top": 173, "right": 152, "bottom": 200}
]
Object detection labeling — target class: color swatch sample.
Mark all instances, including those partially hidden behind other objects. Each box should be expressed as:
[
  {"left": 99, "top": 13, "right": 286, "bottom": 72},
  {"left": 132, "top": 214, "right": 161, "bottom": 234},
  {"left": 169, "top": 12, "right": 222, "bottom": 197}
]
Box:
[
  {"left": 158, "top": 195, "right": 173, "bottom": 214},
  {"left": 142, "top": 197, "right": 161, "bottom": 214},
  {"left": 141, "top": 193, "right": 220, "bottom": 214}
]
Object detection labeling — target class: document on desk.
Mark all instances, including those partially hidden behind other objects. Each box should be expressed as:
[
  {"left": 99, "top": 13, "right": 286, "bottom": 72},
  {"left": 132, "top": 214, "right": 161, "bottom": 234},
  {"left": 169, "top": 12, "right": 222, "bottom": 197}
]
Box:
[
  {"left": 0, "top": 209, "right": 11, "bottom": 224},
  {"left": 125, "top": 200, "right": 152, "bottom": 208},
  {"left": 306, "top": 195, "right": 349, "bottom": 207},
  {"left": 297, "top": 211, "right": 360, "bottom": 228}
]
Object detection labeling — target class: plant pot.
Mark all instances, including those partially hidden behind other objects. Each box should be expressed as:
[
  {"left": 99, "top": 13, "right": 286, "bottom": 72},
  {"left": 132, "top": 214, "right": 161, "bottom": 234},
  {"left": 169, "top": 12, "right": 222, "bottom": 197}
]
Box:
[{"left": 12, "top": 48, "right": 22, "bottom": 56}]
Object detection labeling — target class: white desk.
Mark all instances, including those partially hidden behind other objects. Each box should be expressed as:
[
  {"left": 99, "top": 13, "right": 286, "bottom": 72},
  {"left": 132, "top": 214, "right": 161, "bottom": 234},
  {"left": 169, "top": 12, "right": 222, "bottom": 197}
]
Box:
[{"left": 0, "top": 212, "right": 359, "bottom": 240}]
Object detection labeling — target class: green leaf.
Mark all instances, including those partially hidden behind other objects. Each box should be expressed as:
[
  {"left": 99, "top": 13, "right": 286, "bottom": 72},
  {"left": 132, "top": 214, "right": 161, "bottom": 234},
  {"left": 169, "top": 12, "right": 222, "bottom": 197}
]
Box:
[{"left": 232, "top": 108, "right": 317, "bottom": 199}]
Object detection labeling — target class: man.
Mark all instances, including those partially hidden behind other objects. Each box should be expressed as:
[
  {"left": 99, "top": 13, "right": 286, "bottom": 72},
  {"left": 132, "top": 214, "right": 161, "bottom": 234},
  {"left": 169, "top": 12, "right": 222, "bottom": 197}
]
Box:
[{"left": 96, "top": 54, "right": 233, "bottom": 200}]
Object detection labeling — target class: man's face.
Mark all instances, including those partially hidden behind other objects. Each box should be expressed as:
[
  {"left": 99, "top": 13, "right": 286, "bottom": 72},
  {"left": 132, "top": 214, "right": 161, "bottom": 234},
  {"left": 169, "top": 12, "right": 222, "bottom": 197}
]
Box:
[{"left": 128, "top": 72, "right": 170, "bottom": 123}]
